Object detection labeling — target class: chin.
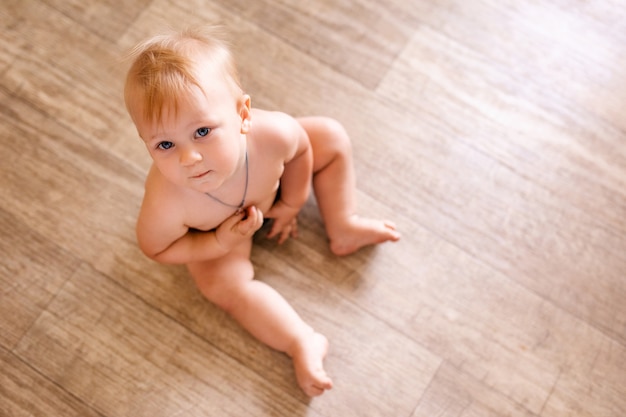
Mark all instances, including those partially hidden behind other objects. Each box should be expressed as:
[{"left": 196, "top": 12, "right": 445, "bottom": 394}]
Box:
[{"left": 188, "top": 180, "right": 220, "bottom": 194}]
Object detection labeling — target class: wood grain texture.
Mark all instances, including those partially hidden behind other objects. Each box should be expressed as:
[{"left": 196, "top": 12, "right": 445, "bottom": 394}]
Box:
[{"left": 1, "top": 0, "right": 625, "bottom": 416}]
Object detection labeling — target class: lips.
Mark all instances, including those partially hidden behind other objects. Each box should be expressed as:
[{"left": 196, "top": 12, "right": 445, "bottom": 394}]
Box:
[{"left": 191, "top": 170, "right": 211, "bottom": 179}]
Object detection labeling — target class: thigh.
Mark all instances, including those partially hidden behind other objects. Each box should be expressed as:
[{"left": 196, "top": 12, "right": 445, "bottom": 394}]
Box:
[{"left": 186, "top": 239, "right": 254, "bottom": 311}]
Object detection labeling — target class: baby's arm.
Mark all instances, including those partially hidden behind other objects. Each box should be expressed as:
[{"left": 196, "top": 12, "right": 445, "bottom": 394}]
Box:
[
  {"left": 138, "top": 205, "right": 263, "bottom": 265},
  {"left": 266, "top": 114, "right": 313, "bottom": 243}
]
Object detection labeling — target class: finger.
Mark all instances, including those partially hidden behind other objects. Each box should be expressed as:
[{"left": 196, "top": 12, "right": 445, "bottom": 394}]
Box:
[
  {"left": 222, "top": 210, "right": 246, "bottom": 230},
  {"left": 235, "top": 207, "right": 256, "bottom": 235},
  {"left": 240, "top": 207, "right": 263, "bottom": 234},
  {"left": 251, "top": 206, "right": 264, "bottom": 231},
  {"left": 277, "top": 227, "right": 291, "bottom": 245},
  {"left": 267, "top": 224, "right": 280, "bottom": 239},
  {"left": 267, "top": 218, "right": 284, "bottom": 239}
]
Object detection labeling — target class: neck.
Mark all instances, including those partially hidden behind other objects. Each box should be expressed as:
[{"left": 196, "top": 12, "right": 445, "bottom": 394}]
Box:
[{"left": 204, "top": 149, "right": 249, "bottom": 212}]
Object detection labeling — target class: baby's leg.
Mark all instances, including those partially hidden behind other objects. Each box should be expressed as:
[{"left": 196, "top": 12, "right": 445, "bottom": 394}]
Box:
[
  {"left": 297, "top": 117, "right": 401, "bottom": 255},
  {"left": 187, "top": 241, "right": 332, "bottom": 396}
]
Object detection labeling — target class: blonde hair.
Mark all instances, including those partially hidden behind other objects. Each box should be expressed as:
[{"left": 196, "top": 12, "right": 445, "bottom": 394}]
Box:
[{"left": 124, "top": 26, "right": 242, "bottom": 124}]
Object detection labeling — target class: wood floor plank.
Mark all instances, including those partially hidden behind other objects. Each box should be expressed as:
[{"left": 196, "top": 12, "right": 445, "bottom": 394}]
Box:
[
  {"left": 203, "top": 0, "right": 432, "bottom": 89},
  {"left": 0, "top": 207, "right": 81, "bottom": 350},
  {"left": 0, "top": 90, "right": 143, "bottom": 266},
  {"left": 332, "top": 208, "right": 561, "bottom": 414},
  {"left": 411, "top": 362, "right": 537, "bottom": 417},
  {"left": 0, "top": 3, "right": 28, "bottom": 75},
  {"left": 543, "top": 339, "right": 626, "bottom": 417},
  {"left": 374, "top": 17, "right": 626, "bottom": 343},
  {"left": 40, "top": 0, "right": 152, "bottom": 42},
  {"left": 14, "top": 263, "right": 321, "bottom": 417},
  {"left": 422, "top": 0, "right": 626, "bottom": 133},
  {"left": 2, "top": 0, "right": 148, "bottom": 170},
  {"left": 0, "top": 346, "right": 102, "bottom": 417}
]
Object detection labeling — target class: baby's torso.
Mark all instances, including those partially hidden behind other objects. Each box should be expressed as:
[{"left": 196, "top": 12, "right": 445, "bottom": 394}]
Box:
[{"left": 180, "top": 165, "right": 281, "bottom": 232}]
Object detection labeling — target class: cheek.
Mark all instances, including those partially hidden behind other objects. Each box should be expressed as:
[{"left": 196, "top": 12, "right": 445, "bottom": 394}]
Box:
[{"left": 153, "top": 156, "right": 183, "bottom": 180}]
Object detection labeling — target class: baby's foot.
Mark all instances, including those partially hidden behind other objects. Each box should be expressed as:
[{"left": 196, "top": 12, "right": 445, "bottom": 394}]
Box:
[
  {"left": 329, "top": 215, "right": 401, "bottom": 256},
  {"left": 289, "top": 332, "right": 333, "bottom": 397}
]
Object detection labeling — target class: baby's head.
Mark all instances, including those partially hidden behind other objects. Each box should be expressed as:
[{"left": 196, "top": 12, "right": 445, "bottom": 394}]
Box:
[{"left": 124, "top": 26, "right": 243, "bottom": 127}]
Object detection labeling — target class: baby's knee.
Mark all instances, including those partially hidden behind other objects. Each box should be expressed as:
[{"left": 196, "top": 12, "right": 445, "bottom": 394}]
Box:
[
  {"left": 188, "top": 261, "right": 254, "bottom": 312},
  {"left": 321, "top": 117, "right": 347, "bottom": 137},
  {"left": 199, "top": 277, "right": 251, "bottom": 314},
  {"left": 320, "top": 117, "right": 351, "bottom": 153}
]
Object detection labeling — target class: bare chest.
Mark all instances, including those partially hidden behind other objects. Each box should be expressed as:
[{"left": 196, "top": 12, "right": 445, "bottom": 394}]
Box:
[{"left": 183, "top": 163, "right": 282, "bottom": 231}]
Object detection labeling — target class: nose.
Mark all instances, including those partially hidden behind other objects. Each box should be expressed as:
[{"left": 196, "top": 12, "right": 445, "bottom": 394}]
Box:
[{"left": 180, "top": 146, "right": 203, "bottom": 167}]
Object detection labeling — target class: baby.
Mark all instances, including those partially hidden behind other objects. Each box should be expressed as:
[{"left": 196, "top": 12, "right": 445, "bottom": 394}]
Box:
[{"left": 124, "top": 27, "right": 400, "bottom": 396}]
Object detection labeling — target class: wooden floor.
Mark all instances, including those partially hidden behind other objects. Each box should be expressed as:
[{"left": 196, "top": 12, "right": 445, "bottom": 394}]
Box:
[{"left": 2, "top": 0, "right": 626, "bottom": 416}]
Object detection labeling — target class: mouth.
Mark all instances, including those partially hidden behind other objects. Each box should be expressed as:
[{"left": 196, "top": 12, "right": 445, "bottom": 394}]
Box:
[{"left": 190, "top": 170, "right": 212, "bottom": 179}]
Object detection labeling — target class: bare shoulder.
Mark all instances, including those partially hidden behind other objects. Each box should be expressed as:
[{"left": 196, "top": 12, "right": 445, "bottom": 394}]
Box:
[
  {"left": 136, "top": 166, "right": 188, "bottom": 257},
  {"left": 249, "top": 108, "right": 308, "bottom": 158}
]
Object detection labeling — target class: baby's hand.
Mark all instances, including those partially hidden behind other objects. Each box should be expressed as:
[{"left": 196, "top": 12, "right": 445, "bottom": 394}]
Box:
[
  {"left": 266, "top": 201, "right": 300, "bottom": 244},
  {"left": 215, "top": 206, "right": 264, "bottom": 251}
]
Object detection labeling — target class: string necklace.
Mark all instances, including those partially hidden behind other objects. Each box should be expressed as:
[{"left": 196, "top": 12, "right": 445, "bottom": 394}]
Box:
[{"left": 205, "top": 150, "right": 248, "bottom": 214}]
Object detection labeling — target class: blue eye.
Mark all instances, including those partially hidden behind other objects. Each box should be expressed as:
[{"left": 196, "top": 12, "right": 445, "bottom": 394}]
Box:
[
  {"left": 196, "top": 127, "right": 210, "bottom": 138},
  {"left": 157, "top": 141, "right": 174, "bottom": 150}
]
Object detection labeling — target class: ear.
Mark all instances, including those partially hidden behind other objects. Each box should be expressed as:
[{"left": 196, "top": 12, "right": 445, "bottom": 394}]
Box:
[{"left": 239, "top": 94, "right": 252, "bottom": 133}]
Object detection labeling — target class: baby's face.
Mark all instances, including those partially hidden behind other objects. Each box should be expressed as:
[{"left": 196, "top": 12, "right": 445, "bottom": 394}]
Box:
[{"left": 132, "top": 64, "right": 250, "bottom": 194}]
